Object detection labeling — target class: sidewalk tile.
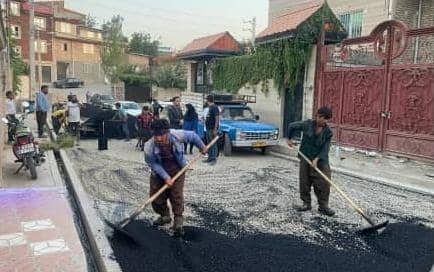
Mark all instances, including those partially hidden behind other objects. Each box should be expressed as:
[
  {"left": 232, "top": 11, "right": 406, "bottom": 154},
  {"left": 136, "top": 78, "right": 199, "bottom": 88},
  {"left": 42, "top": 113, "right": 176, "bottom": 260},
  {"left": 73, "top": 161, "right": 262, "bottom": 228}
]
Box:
[
  {"left": 22, "top": 219, "right": 55, "bottom": 232},
  {"left": 0, "top": 233, "right": 26, "bottom": 247},
  {"left": 30, "top": 239, "right": 70, "bottom": 256}
]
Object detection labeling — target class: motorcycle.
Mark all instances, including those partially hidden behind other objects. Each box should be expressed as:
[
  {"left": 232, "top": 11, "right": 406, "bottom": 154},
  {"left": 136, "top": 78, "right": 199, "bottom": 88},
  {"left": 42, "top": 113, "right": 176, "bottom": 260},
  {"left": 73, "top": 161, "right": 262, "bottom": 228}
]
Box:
[{"left": 2, "top": 106, "right": 45, "bottom": 180}]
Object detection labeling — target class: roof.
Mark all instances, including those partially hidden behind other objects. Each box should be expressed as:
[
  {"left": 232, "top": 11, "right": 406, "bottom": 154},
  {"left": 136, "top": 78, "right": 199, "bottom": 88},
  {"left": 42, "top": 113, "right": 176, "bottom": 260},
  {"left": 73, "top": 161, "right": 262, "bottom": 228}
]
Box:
[
  {"left": 177, "top": 32, "right": 240, "bottom": 59},
  {"left": 256, "top": 1, "right": 322, "bottom": 42}
]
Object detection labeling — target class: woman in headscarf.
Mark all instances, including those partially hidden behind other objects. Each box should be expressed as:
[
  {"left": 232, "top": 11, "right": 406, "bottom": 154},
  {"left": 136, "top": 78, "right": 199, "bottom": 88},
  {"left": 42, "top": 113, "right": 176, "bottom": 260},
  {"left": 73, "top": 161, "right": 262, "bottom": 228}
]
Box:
[{"left": 182, "top": 104, "right": 198, "bottom": 154}]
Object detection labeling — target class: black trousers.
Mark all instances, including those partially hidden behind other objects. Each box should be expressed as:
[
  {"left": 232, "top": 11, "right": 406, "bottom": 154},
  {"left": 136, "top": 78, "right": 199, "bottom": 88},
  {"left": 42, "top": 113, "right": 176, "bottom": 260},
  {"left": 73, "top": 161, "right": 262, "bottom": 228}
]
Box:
[
  {"left": 299, "top": 160, "right": 331, "bottom": 208},
  {"left": 36, "top": 111, "right": 47, "bottom": 137}
]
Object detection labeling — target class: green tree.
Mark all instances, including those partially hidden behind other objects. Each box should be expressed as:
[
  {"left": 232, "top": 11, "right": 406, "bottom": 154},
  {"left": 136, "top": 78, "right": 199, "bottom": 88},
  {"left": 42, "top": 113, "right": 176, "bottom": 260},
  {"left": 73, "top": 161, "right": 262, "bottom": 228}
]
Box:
[
  {"left": 154, "top": 62, "right": 187, "bottom": 89},
  {"left": 101, "top": 15, "right": 127, "bottom": 83},
  {"left": 8, "top": 34, "right": 28, "bottom": 92},
  {"left": 85, "top": 14, "right": 97, "bottom": 28},
  {"left": 128, "top": 32, "right": 160, "bottom": 56}
]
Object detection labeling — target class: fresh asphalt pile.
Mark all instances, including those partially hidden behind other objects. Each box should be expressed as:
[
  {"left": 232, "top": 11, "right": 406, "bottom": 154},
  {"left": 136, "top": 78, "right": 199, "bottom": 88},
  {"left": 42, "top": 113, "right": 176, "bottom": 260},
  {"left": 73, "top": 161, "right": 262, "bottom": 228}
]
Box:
[{"left": 67, "top": 141, "right": 434, "bottom": 272}]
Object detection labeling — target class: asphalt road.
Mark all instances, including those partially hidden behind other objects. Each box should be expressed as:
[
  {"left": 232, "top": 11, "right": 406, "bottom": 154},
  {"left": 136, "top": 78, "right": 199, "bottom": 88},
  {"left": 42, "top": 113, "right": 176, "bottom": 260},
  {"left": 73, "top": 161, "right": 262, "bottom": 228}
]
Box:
[{"left": 66, "top": 139, "right": 434, "bottom": 272}]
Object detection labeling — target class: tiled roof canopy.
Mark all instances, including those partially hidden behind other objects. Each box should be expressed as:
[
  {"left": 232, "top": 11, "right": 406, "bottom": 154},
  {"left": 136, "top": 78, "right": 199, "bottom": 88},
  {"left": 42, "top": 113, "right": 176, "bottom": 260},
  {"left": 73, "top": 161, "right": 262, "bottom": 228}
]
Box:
[
  {"left": 178, "top": 31, "right": 240, "bottom": 59},
  {"left": 256, "top": 1, "right": 322, "bottom": 43}
]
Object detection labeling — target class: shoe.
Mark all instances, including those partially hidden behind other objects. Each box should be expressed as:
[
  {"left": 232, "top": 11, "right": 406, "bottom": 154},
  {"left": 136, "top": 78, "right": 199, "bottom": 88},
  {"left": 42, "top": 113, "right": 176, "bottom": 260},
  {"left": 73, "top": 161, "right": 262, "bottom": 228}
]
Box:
[
  {"left": 318, "top": 207, "right": 335, "bottom": 217},
  {"left": 153, "top": 216, "right": 171, "bottom": 226},
  {"left": 173, "top": 216, "right": 184, "bottom": 237},
  {"left": 294, "top": 203, "right": 312, "bottom": 212}
]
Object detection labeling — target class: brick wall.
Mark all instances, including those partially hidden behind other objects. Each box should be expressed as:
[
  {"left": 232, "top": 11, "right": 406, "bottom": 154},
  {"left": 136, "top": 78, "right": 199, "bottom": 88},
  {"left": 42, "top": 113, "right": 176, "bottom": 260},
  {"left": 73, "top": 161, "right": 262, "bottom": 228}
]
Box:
[{"left": 394, "top": 0, "right": 434, "bottom": 28}]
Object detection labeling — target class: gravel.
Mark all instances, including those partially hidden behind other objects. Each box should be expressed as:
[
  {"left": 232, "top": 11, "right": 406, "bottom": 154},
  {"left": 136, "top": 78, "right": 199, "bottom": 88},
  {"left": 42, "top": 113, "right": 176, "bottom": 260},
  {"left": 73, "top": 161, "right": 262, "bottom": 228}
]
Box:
[{"left": 66, "top": 139, "right": 434, "bottom": 272}]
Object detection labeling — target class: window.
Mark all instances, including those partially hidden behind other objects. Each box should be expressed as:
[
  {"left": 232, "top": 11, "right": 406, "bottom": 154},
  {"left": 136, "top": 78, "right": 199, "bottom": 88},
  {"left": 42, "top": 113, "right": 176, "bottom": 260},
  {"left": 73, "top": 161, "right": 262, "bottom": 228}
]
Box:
[
  {"left": 57, "top": 22, "right": 74, "bottom": 34},
  {"left": 83, "top": 63, "right": 92, "bottom": 73},
  {"left": 34, "top": 17, "right": 46, "bottom": 30},
  {"left": 34, "top": 40, "right": 47, "bottom": 53},
  {"left": 339, "top": 10, "right": 363, "bottom": 38},
  {"left": 83, "top": 44, "right": 94, "bottom": 54},
  {"left": 11, "top": 25, "right": 21, "bottom": 39},
  {"left": 10, "top": 1, "right": 20, "bottom": 16},
  {"left": 63, "top": 43, "right": 68, "bottom": 51},
  {"left": 13, "top": 46, "right": 22, "bottom": 56}
]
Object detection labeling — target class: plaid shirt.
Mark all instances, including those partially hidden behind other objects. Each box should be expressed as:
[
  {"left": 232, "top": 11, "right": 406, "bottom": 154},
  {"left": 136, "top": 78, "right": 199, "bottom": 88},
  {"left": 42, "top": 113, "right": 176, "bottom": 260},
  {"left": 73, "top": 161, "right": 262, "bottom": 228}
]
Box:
[{"left": 137, "top": 112, "right": 154, "bottom": 129}]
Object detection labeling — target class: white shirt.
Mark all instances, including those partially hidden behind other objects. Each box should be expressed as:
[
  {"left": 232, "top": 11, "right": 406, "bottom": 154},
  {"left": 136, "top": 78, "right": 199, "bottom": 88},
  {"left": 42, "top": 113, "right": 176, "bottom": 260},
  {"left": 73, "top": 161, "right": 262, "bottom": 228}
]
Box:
[
  {"left": 6, "top": 98, "right": 16, "bottom": 115},
  {"left": 67, "top": 102, "right": 80, "bottom": 123}
]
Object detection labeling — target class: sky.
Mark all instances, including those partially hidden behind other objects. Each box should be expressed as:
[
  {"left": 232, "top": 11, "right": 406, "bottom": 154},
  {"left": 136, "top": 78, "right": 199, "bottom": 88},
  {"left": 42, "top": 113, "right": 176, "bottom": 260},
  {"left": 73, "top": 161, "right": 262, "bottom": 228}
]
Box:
[{"left": 66, "top": 0, "right": 269, "bottom": 51}]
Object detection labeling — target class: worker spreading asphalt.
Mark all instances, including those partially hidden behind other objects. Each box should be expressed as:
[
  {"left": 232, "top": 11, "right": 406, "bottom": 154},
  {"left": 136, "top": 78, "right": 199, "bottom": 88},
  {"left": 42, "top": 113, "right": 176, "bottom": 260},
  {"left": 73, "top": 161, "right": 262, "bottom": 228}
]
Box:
[{"left": 67, "top": 142, "right": 434, "bottom": 272}]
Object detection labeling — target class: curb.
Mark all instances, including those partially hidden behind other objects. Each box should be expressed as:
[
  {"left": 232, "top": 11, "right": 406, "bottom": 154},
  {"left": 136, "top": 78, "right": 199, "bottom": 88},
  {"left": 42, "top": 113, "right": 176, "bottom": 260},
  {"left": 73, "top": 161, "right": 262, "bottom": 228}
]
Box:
[{"left": 269, "top": 151, "right": 434, "bottom": 197}]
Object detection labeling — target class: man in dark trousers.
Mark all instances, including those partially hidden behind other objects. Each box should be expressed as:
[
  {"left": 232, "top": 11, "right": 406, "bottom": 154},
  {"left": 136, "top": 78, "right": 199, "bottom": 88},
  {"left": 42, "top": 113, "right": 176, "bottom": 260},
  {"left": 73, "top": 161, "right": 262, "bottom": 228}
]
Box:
[
  {"left": 144, "top": 119, "right": 207, "bottom": 236},
  {"left": 167, "top": 96, "right": 183, "bottom": 129},
  {"left": 287, "top": 106, "right": 335, "bottom": 216},
  {"left": 203, "top": 95, "right": 219, "bottom": 165},
  {"left": 35, "top": 85, "right": 50, "bottom": 138}
]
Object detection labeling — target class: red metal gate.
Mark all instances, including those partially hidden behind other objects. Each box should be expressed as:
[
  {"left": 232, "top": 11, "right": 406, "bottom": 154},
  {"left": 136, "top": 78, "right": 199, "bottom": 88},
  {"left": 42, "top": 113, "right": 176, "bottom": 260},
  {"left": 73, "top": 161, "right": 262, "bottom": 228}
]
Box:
[{"left": 316, "top": 20, "right": 434, "bottom": 160}]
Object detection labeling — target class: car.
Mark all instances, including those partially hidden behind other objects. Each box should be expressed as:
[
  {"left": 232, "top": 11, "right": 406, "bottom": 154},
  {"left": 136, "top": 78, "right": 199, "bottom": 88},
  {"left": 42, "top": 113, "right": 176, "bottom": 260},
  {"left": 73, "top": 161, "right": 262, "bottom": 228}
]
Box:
[
  {"left": 113, "top": 101, "right": 142, "bottom": 117},
  {"left": 90, "top": 94, "right": 115, "bottom": 108},
  {"left": 53, "top": 78, "right": 84, "bottom": 88},
  {"left": 218, "top": 103, "right": 279, "bottom": 156}
]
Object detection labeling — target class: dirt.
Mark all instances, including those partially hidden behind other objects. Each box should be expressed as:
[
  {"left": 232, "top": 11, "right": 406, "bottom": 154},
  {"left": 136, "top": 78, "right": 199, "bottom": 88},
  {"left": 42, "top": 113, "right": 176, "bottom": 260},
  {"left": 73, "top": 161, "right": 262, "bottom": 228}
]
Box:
[{"left": 66, "top": 139, "right": 434, "bottom": 272}]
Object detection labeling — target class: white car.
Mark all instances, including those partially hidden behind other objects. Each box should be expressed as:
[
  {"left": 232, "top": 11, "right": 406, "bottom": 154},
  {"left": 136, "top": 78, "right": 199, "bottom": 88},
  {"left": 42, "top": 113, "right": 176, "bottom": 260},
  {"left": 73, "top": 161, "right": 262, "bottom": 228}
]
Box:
[{"left": 113, "top": 101, "right": 142, "bottom": 117}]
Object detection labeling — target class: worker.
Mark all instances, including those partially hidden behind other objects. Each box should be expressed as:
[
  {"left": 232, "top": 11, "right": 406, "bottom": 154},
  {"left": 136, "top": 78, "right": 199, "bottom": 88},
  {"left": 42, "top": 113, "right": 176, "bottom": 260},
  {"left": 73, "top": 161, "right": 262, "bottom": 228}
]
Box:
[
  {"left": 67, "top": 95, "right": 81, "bottom": 145},
  {"left": 144, "top": 119, "right": 207, "bottom": 236},
  {"left": 136, "top": 105, "right": 154, "bottom": 151},
  {"left": 51, "top": 103, "right": 66, "bottom": 135},
  {"left": 286, "top": 106, "right": 335, "bottom": 216},
  {"left": 112, "top": 102, "right": 130, "bottom": 141},
  {"left": 167, "top": 96, "right": 183, "bottom": 129}
]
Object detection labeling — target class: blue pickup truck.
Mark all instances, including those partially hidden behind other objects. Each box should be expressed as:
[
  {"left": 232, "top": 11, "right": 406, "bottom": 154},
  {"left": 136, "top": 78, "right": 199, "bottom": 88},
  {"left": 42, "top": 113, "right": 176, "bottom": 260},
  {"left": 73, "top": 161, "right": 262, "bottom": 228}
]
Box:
[{"left": 217, "top": 103, "right": 279, "bottom": 155}]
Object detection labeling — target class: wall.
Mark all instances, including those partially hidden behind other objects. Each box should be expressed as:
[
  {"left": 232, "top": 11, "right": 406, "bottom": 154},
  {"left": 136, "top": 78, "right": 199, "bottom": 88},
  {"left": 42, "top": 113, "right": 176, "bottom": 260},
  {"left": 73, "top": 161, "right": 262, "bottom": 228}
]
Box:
[
  {"left": 125, "top": 54, "right": 151, "bottom": 71},
  {"left": 152, "top": 86, "right": 182, "bottom": 102},
  {"left": 303, "top": 45, "right": 317, "bottom": 119}
]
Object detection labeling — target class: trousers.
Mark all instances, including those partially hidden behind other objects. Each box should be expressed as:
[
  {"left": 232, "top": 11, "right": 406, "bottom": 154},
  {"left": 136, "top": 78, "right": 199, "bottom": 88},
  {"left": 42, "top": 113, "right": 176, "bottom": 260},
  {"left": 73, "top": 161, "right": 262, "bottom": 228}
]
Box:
[
  {"left": 299, "top": 159, "right": 331, "bottom": 208},
  {"left": 149, "top": 169, "right": 185, "bottom": 217}
]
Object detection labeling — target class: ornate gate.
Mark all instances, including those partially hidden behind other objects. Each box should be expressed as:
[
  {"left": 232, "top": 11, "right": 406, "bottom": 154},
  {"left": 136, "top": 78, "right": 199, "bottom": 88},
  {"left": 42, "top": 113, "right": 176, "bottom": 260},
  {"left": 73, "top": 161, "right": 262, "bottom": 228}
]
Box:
[{"left": 316, "top": 20, "right": 434, "bottom": 160}]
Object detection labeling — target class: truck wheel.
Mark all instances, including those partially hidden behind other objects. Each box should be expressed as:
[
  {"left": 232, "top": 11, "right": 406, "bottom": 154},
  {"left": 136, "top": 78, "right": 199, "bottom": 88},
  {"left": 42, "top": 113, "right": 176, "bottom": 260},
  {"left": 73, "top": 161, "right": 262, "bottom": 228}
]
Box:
[
  {"left": 223, "top": 134, "right": 232, "bottom": 156},
  {"left": 26, "top": 156, "right": 38, "bottom": 180},
  {"left": 261, "top": 147, "right": 269, "bottom": 155}
]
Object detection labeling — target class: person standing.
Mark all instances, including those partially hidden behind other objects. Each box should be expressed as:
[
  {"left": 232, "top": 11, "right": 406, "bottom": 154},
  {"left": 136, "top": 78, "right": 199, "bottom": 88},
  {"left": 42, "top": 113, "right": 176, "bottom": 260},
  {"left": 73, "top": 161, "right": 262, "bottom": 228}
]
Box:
[
  {"left": 203, "top": 95, "right": 219, "bottom": 165},
  {"left": 167, "top": 96, "right": 183, "bottom": 129},
  {"left": 152, "top": 99, "right": 163, "bottom": 119},
  {"left": 182, "top": 104, "right": 199, "bottom": 154},
  {"left": 136, "top": 105, "right": 154, "bottom": 150},
  {"left": 35, "top": 85, "right": 50, "bottom": 138},
  {"left": 67, "top": 95, "right": 81, "bottom": 145},
  {"left": 144, "top": 119, "right": 207, "bottom": 236},
  {"left": 112, "top": 102, "right": 130, "bottom": 141},
  {"left": 286, "top": 106, "right": 335, "bottom": 216},
  {"left": 5, "top": 91, "right": 17, "bottom": 143},
  {"left": 51, "top": 103, "right": 66, "bottom": 135}
]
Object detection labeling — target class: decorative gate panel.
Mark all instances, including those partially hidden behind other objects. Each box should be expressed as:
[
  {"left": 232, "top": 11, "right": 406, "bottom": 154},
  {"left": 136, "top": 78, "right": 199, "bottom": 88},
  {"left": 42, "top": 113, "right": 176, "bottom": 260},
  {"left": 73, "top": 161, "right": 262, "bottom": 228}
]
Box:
[{"left": 317, "top": 20, "right": 434, "bottom": 160}]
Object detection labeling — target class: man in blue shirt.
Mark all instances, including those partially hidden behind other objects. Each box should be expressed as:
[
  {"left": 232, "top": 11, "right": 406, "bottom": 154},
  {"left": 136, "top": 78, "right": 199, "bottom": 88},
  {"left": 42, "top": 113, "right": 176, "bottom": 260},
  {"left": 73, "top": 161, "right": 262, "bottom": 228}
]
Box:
[
  {"left": 112, "top": 102, "right": 130, "bottom": 141},
  {"left": 144, "top": 119, "right": 207, "bottom": 236},
  {"left": 35, "top": 85, "right": 50, "bottom": 138}
]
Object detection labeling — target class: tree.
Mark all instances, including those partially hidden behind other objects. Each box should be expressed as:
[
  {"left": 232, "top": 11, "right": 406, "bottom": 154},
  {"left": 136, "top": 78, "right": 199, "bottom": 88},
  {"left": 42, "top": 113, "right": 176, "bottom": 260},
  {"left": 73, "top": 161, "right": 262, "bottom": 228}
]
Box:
[
  {"left": 128, "top": 32, "right": 160, "bottom": 56},
  {"left": 85, "top": 14, "right": 97, "bottom": 28},
  {"left": 101, "top": 15, "right": 127, "bottom": 83},
  {"left": 154, "top": 62, "right": 187, "bottom": 89},
  {"left": 7, "top": 34, "right": 28, "bottom": 92}
]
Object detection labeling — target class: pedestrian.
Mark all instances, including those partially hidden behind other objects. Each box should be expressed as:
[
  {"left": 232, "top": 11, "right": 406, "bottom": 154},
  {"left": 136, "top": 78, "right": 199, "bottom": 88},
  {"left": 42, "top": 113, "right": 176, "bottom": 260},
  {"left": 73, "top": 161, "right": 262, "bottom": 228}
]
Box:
[
  {"left": 51, "top": 103, "right": 66, "bottom": 135},
  {"left": 203, "top": 95, "right": 219, "bottom": 165},
  {"left": 144, "top": 119, "right": 207, "bottom": 236},
  {"left": 286, "top": 106, "right": 335, "bottom": 216},
  {"left": 136, "top": 105, "right": 154, "bottom": 150},
  {"left": 5, "top": 91, "right": 18, "bottom": 143},
  {"left": 152, "top": 99, "right": 163, "bottom": 119},
  {"left": 86, "top": 91, "right": 93, "bottom": 103},
  {"left": 167, "top": 96, "right": 183, "bottom": 129},
  {"left": 35, "top": 85, "right": 50, "bottom": 138},
  {"left": 67, "top": 95, "right": 81, "bottom": 145},
  {"left": 112, "top": 102, "right": 130, "bottom": 141},
  {"left": 182, "top": 104, "right": 199, "bottom": 154}
]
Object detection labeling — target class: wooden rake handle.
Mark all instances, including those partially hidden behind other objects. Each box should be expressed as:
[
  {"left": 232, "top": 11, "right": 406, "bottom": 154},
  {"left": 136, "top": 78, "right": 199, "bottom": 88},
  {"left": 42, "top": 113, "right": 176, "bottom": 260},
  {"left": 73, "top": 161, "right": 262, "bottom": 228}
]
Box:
[
  {"left": 298, "top": 151, "right": 375, "bottom": 226},
  {"left": 119, "top": 136, "right": 220, "bottom": 228}
]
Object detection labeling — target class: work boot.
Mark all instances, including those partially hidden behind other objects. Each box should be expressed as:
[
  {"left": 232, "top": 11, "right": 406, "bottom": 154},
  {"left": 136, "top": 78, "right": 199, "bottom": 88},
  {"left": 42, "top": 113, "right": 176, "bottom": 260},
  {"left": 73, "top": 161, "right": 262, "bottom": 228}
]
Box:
[
  {"left": 294, "top": 203, "right": 312, "bottom": 212},
  {"left": 172, "top": 216, "right": 184, "bottom": 237},
  {"left": 318, "top": 206, "right": 335, "bottom": 217},
  {"left": 153, "top": 215, "right": 171, "bottom": 226}
]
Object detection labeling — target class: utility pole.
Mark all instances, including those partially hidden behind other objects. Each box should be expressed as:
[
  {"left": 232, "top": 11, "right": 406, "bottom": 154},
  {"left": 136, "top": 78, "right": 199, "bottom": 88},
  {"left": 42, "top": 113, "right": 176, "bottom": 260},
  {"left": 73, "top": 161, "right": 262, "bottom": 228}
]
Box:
[
  {"left": 36, "top": 30, "right": 42, "bottom": 88},
  {"left": 243, "top": 17, "right": 256, "bottom": 47},
  {"left": 29, "top": 0, "right": 36, "bottom": 100}
]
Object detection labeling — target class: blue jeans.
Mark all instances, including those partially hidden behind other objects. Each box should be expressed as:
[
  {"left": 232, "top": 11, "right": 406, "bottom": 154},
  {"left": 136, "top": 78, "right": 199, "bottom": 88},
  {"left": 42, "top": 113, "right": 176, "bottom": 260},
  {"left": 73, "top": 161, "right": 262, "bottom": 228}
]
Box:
[
  {"left": 206, "top": 130, "right": 218, "bottom": 161},
  {"left": 120, "top": 122, "right": 130, "bottom": 140}
]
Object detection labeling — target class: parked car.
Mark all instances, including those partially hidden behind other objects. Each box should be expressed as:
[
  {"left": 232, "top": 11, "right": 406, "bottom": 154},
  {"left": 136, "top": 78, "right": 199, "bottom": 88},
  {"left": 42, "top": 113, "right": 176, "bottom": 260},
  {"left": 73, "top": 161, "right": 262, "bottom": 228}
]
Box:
[
  {"left": 113, "top": 101, "right": 142, "bottom": 117},
  {"left": 90, "top": 94, "right": 115, "bottom": 108},
  {"left": 53, "top": 78, "right": 84, "bottom": 88}
]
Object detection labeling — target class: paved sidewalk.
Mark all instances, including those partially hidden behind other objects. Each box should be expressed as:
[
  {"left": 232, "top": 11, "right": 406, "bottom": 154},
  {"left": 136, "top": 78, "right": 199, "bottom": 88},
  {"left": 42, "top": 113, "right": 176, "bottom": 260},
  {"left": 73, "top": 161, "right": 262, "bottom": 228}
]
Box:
[
  {"left": 0, "top": 114, "right": 89, "bottom": 272},
  {"left": 270, "top": 139, "right": 434, "bottom": 196}
]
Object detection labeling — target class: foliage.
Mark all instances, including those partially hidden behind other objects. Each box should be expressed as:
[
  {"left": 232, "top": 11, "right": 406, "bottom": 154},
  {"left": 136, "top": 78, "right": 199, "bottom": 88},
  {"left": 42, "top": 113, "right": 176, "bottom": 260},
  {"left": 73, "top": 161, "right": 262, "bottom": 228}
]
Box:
[
  {"left": 211, "top": 4, "right": 341, "bottom": 94},
  {"left": 8, "top": 34, "right": 28, "bottom": 92},
  {"left": 85, "top": 14, "right": 98, "bottom": 28},
  {"left": 128, "top": 32, "right": 160, "bottom": 56},
  {"left": 119, "top": 72, "right": 155, "bottom": 88},
  {"left": 101, "top": 15, "right": 127, "bottom": 83},
  {"left": 154, "top": 62, "right": 187, "bottom": 90},
  {"left": 39, "top": 134, "right": 74, "bottom": 151}
]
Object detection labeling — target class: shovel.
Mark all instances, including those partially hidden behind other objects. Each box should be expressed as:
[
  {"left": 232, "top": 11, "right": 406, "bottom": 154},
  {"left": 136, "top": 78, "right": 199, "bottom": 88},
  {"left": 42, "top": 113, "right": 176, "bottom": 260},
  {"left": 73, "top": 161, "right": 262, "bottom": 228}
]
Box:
[
  {"left": 106, "top": 136, "right": 220, "bottom": 243},
  {"left": 298, "top": 151, "right": 389, "bottom": 235}
]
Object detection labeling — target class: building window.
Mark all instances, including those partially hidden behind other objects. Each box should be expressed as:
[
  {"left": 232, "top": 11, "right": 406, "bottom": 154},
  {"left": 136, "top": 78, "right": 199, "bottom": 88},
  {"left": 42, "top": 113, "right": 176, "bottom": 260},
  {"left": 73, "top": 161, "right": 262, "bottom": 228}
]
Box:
[
  {"left": 13, "top": 46, "right": 22, "bottom": 56},
  {"left": 83, "top": 44, "right": 94, "bottom": 54},
  {"left": 10, "top": 1, "right": 20, "bottom": 16},
  {"left": 34, "top": 40, "right": 48, "bottom": 53},
  {"left": 57, "top": 22, "right": 74, "bottom": 34},
  {"left": 83, "top": 63, "right": 92, "bottom": 74},
  {"left": 63, "top": 43, "right": 68, "bottom": 51},
  {"left": 11, "top": 25, "right": 21, "bottom": 39},
  {"left": 339, "top": 10, "right": 363, "bottom": 38},
  {"left": 34, "top": 17, "right": 46, "bottom": 30}
]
